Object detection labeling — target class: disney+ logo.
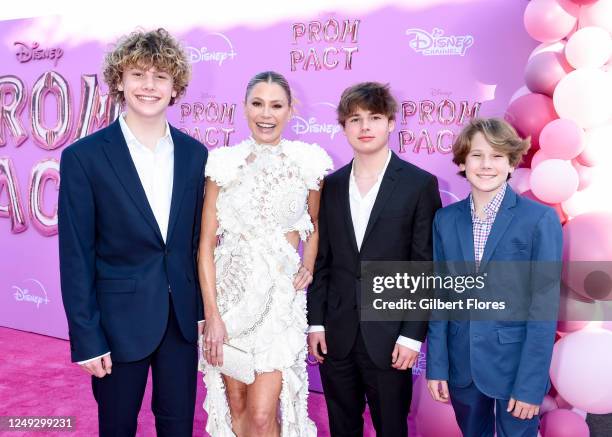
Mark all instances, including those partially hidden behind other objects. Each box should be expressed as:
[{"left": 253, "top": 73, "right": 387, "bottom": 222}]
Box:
[{"left": 12, "top": 278, "right": 50, "bottom": 308}]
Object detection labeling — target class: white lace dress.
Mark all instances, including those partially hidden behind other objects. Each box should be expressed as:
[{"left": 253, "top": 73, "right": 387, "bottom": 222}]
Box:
[{"left": 200, "top": 138, "right": 333, "bottom": 437}]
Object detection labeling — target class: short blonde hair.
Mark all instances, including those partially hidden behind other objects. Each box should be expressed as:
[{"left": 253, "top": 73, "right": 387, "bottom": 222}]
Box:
[
  {"left": 453, "top": 118, "right": 530, "bottom": 177},
  {"left": 103, "top": 28, "right": 191, "bottom": 106}
]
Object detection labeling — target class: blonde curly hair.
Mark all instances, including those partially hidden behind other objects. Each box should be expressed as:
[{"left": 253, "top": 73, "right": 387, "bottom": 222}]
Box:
[{"left": 103, "top": 28, "right": 191, "bottom": 106}]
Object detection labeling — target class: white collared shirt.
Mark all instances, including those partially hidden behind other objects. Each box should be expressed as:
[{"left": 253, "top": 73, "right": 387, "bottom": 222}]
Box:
[
  {"left": 119, "top": 112, "right": 174, "bottom": 242},
  {"left": 77, "top": 113, "right": 174, "bottom": 365},
  {"left": 309, "top": 150, "right": 422, "bottom": 353},
  {"left": 349, "top": 150, "right": 392, "bottom": 250}
]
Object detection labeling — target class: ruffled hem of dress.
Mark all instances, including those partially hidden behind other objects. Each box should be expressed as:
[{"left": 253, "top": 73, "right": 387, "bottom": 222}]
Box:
[{"left": 201, "top": 357, "right": 316, "bottom": 437}]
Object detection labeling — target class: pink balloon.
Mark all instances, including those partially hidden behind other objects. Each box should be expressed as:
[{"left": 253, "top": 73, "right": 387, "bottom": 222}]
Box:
[
  {"left": 570, "top": 0, "right": 598, "bottom": 5},
  {"left": 524, "top": 0, "right": 580, "bottom": 43},
  {"left": 508, "top": 168, "right": 531, "bottom": 194},
  {"left": 525, "top": 51, "right": 573, "bottom": 96},
  {"left": 531, "top": 150, "right": 551, "bottom": 168},
  {"left": 528, "top": 41, "right": 566, "bottom": 61},
  {"left": 561, "top": 189, "right": 592, "bottom": 217},
  {"left": 562, "top": 212, "right": 612, "bottom": 301},
  {"left": 571, "top": 160, "right": 594, "bottom": 191},
  {"left": 541, "top": 395, "right": 559, "bottom": 414},
  {"left": 411, "top": 376, "right": 462, "bottom": 437},
  {"left": 505, "top": 93, "right": 557, "bottom": 148},
  {"left": 580, "top": 0, "right": 612, "bottom": 34},
  {"left": 539, "top": 119, "right": 585, "bottom": 160},
  {"left": 565, "top": 26, "right": 612, "bottom": 69},
  {"left": 550, "top": 329, "right": 612, "bottom": 414},
  {"left": 553, "top": 68, "right": 612, "bottom": 129},
  {"left": 530, "top": 159, "right": 578, "bottom": 203},
  {"left": 540, "top": 408, "right": 589, "bottom": 437}
]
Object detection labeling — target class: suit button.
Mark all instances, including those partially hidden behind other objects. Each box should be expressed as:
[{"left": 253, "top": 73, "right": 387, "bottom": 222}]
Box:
[{"left": 164, "top": 249, "right": 169, "bottom": 255}]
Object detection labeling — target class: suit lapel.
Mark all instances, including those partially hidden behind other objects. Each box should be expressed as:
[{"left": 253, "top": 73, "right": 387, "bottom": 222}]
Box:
[
  {"left": 165, "top": 126, "right": 189, "bottom": 244},
  {"left": 361, "top": 152, "right": 402, "bottom": 249},
  {"left": 479, "top": 187, "right": 517, "bottom": 270},
  {"left": 456, "top": 198, "right": 475, "bottom": 264},
  {"left": 102, "top": 120, "right": 164, "bottom": 244},
  {"left": 338, "top": 163, "right": 359, "bottom": 255}
]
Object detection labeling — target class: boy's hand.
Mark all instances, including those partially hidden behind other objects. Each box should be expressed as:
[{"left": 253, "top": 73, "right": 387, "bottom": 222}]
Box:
[
  {"left": 507, "top": 397, "right": 540, "bottom": 419},
  {"left": 427, "top": 379, "right": 450, "bottom": 402}
]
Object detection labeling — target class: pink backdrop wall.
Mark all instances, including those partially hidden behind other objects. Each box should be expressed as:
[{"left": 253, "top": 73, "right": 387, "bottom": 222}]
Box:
[{"left": 0, "top": 1, "right": 534, "bottom": 389}]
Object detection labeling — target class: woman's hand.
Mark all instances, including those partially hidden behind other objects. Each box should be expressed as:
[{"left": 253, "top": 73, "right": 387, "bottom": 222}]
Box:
[
  {"left": 293, "top": 264, "right": 313, "bottom": 291},
  {"left": 203, "top": 313, "right": 227, "bottom": 366}
]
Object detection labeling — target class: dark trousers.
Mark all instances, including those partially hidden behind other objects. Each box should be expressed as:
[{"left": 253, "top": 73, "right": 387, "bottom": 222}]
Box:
[
  {"left": 92, "top": 296, "right": 197, "bottom": 437},
  {"left": 320, "top": 329, "right": 413, "bottom": 437},
  {"left": 449, "top": 382, "right": 539, "bottom": 437}
]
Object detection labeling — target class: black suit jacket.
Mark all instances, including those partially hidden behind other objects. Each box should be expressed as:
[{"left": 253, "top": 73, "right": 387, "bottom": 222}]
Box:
[
  {"left": 58, "top": 120, "right": 207, "bottom": 363},
  {"left": 307, "top": 152, "right": 441, "bottom": 369}
]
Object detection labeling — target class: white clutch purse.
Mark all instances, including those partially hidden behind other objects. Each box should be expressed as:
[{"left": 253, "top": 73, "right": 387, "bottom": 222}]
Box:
[{"left": 198, "top": 335, "right": 255, "bottom": 384}]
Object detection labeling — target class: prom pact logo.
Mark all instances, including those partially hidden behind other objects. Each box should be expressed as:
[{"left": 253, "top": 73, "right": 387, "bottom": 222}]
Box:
[
  {"left": 405, "top": 28, "right": 474, "bottom": 56},
  {"left": 185, "top": 33, "right": 237, "bottom": 66},
  {"left": 291, "top": 102, "right": 342, "bottom": 140},
  {"left": 12, "top": 278, "right": 50, "bottom": 309}
]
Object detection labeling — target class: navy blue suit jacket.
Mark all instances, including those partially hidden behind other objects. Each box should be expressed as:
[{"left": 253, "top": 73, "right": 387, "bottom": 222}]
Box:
[
  {"left": 426, "top": 187, "right": 562, "bottom": 405},
  {"left": 58, "top": 120, "right": 207, "bottom": 363}
]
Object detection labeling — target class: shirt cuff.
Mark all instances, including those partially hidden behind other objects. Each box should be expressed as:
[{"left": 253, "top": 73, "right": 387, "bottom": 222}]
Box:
[
  {"left": 198, "top": 320, "right": 205, "bottom": 324},
  {"left": 308, "top": 325, "right": 325, "bottom": 333},
  {"left": 396, "top": 336, "right": 422, "bottom": 352},
  {"left": 77, "top": 352, "right": 110, "bottom": 365}
]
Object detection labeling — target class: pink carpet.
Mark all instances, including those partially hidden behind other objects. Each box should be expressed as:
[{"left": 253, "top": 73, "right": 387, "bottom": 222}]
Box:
[{"left": 0, "top": 327, "right": 380, "bottom": 436}]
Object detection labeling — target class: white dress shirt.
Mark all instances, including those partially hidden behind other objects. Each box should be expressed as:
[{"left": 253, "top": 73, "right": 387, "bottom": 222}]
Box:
[
  {"left": 309, "top": 150, "right": 422, "bottom": 353},
  {"left": 78, "top": 114, "right": 174, "bottom": 365}
]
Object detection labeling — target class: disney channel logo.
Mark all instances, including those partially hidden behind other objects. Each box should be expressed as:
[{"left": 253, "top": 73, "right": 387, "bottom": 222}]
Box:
[
  {"left": 12, "top": 278, "right": 50, "bottom": 308},
  {"left": 14, "top": 41, "right": 64, "bottom": 66},
  {"left": 185, "top": 33, "right": 237, "bottom": 66},
  {"left": 405, "top": 28, "right": 474, "bottom": 57}
]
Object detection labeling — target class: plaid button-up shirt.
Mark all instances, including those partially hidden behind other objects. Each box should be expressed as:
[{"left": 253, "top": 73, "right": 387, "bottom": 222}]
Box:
[{"left": 470, "top": 183, "right": 507, "bottom": 269}]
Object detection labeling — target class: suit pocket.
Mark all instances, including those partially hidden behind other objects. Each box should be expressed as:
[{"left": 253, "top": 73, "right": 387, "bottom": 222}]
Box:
[
  {"left": 496, "top": 242, "right": 529, "bottom": 254},
  {"left": 497, "top": 326, "right": 526, "bottom": 344},
  {"left": 96, "top": 279, "right": 136, "bottom": 294}
]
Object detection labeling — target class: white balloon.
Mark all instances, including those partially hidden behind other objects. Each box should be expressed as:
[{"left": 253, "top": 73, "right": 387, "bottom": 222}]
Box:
[
  {"left": 565, "top": 27, "right": 612, "bottom": 69},
  {"left": 583, "top": 125, "right": 612, "bottom": 164},
  {"left": 553, "top": 68, "right": 612, "bottom": 129},
  {"left": 580, "top": 0, "right": 612, "bottom": 34}
]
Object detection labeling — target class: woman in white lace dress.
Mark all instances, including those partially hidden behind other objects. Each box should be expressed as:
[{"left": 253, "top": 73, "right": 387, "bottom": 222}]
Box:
[{"left": 197, "top": 71, "right": 333, "bottom": 437}]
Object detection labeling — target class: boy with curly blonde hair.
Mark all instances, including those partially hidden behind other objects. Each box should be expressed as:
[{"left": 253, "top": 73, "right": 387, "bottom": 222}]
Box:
[{"left": 59, "top": 28, "right": 207, "bottom": 437}]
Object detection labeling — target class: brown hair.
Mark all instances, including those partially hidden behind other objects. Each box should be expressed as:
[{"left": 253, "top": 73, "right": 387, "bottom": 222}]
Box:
[
  {"left": 103, "top": 28, "right": 191, "bottom": 106},
  {"left": 337, "top": 82, "right": 397, "bottom": 127},
  {"left": 453, "top": 118, "right": 530, "bottom": 178},
  {"left": 245, "top": 71, "right": 292, "bottom": 105}
]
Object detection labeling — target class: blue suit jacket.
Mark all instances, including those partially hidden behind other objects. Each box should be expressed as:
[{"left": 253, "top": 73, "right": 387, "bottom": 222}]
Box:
[
  {"left": 58, "top": 120, "right": 207, "bottom": 363},
  {"left": 426, "top": 186, "right": 562, "bottom": 405}
]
